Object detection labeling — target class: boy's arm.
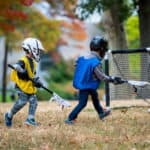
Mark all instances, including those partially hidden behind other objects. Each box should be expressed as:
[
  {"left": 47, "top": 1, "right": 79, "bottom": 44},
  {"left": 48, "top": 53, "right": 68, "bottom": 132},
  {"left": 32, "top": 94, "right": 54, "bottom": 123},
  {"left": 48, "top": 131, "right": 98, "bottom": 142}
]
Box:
[
  {"left": 94, "top": 64, "right": 111, "bottom": 82},
  {"left": 13, "top": 60, "right": 25, "bottom": 72},
  {"left": 94, "top": 64, "right": 124, "bottom": 84},
  {"left": 13, "top": 61, "right": 29, "bottom": 80}
]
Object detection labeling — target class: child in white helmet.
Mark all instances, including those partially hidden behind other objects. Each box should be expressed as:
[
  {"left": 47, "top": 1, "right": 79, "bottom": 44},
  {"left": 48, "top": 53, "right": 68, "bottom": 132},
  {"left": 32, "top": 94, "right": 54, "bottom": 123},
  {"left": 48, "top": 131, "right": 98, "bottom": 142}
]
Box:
[{"left": 5, "top": 37, "right": 45, "bottom": 127}]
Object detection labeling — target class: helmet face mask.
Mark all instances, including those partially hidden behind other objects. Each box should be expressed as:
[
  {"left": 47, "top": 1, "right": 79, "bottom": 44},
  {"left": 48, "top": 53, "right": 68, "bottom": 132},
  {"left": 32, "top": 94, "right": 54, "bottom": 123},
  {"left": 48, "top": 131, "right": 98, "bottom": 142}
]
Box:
[
  {"left": 90, "top": 36, "right": 108, "bottom": 58},
  {"left": 31, "top": 47, "right": 41, "bottom": 62},
  {"left": 22, "top": 38, "right": 44, "bottom": 62}
]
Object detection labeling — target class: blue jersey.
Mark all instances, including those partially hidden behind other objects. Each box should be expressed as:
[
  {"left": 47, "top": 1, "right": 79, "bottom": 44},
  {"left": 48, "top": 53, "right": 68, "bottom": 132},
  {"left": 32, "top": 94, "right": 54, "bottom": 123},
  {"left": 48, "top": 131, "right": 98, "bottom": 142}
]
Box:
[{"left": 73, "top": 54, "right": 101, "bottom": 90}]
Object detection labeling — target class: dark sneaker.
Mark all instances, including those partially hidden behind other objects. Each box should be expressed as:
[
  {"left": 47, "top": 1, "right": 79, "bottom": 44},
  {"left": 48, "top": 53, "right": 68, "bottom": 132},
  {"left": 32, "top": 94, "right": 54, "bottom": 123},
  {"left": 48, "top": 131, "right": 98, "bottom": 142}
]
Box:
[
  {"left": 64, "top": 118, "right": 75, "bottom": 125},
  {"left": 25, "top": 118, "right": 38, "bottom": 126},
  {"left": 5, "top": 113, "right": 12, "bottom": 127},
  {"left": 99, "top": 110, "right": 111, "bottom": 120}
]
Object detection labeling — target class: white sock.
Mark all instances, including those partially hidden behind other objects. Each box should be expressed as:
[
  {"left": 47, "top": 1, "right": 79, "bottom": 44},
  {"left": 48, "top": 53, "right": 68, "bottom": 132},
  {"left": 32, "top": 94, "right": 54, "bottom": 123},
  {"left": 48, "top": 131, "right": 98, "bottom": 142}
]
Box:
[
  {"left": 7, "top": 112, "right": 13, "bottom": 118},
  {"left": 28, "top": 115, "right": 34, "bottom": 120}
]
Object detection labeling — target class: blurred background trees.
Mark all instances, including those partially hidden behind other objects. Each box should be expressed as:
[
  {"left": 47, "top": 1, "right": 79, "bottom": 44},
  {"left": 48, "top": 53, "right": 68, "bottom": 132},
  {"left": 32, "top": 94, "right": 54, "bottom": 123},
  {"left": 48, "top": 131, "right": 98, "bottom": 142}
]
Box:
[{"left": 0, "top": 0, "right": 150, "bottom": 101}]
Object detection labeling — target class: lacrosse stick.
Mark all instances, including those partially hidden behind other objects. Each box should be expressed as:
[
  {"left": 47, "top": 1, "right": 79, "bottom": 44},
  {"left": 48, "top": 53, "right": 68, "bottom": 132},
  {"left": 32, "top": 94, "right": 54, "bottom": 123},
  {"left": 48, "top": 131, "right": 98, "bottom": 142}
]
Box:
[{"left": 8, "top": 64, "right": 71, "bottom": 109}]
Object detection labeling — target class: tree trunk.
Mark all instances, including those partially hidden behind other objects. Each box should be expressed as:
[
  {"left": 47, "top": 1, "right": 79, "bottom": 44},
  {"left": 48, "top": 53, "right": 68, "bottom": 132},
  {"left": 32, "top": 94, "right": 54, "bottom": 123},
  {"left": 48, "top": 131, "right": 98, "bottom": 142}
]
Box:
[
  {"left": 101, "top": 8, "right": 131, "bottom": 100},
  {"left": 2, "top": 38, "right": 8, "bottom": 102},
  {"left": 138, "top": 0, "right": 150, "bottom": 98}
]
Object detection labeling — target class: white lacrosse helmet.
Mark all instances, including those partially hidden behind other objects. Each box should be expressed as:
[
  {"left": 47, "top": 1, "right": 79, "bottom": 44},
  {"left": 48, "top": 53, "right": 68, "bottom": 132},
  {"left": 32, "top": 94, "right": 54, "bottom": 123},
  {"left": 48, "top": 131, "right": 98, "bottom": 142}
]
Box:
[{"left": 22, "top": 37, "right": 45, "bottom": 62}]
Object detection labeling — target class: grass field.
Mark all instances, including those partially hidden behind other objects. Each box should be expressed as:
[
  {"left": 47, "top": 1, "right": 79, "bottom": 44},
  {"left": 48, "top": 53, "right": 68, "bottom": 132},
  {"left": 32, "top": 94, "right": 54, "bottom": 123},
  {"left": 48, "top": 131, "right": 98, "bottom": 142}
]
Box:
[{"left": 0, "top": 100, "right": 150, "bottom": 150}]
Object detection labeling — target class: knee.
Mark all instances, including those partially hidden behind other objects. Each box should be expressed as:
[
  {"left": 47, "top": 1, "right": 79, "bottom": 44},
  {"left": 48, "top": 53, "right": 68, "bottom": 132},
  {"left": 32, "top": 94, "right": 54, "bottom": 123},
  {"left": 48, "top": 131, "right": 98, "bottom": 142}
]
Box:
[
  {"left": 79, "top": 102, "right": 87, "bottom": 108},
  {"left": 29, "top": 95, "right": 38, "bottom": 105},
  {"left": 15, "top": 100, "right": 27, "bottom": 109}
]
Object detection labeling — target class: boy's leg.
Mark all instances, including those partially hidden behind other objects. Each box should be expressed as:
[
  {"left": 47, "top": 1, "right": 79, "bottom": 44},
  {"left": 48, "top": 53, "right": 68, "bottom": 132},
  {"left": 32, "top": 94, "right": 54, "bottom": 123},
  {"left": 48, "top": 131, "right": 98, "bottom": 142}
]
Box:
[
  {"left": 5, "top": 92, "right": 28, "bottom": 126},
  {"left": 90, "top": 89, "right": 104, "bottom": 114},
  {"left": 66, "top": 90, "right": 89, "bottom": 121},
  {"left": 25, "top": 94, "right": 38, "bottom": 126},
  {"left": 90, "top": 89, "right": 111, "bottom": 119},
  {"left": 9, "top": 92, "right": 28, "bottom": 117}
]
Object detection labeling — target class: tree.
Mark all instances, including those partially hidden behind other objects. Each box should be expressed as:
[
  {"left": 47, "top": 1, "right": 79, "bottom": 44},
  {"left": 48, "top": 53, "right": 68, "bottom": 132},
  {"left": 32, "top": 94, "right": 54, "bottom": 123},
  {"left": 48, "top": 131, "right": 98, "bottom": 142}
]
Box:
[
  {"left": 0, "top": 0, "right": 34, "bottom": 102},
  {"left": 137, "top": 0, "right": 150, "bottom": 97}
]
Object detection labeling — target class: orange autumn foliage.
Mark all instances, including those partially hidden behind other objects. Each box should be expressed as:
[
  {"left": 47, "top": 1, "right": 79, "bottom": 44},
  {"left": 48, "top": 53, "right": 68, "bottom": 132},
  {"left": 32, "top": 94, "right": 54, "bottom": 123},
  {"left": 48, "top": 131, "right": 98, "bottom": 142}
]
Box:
[
  {"left": 68, "top": 31, "right": 87, "bottom": 41},
  {"left": 0, "top": 0, "right": 33, "bottom": 32},
  {"left": 60, "top": 20, "right": 87, "bottom": 41}
]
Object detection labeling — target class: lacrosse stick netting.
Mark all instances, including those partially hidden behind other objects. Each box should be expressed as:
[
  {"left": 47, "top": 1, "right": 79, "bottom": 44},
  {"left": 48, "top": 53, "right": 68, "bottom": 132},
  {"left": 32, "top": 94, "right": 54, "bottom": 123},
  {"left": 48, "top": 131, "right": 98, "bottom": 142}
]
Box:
[{"left": 110, "top": 49, "right": 150, "bottom": 100}]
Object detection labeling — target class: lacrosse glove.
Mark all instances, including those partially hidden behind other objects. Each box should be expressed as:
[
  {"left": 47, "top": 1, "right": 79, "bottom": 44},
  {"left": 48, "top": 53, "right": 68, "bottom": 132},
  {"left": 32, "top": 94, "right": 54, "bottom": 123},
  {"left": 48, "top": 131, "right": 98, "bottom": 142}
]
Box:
[
  {"left": 33, "top": 77, "right": 43, "bottom": 88},
  {"left": 109, "top": 76, "right": 125, "bottom": 85},
  {"left": 17, "top": 69, "right": 29, "bottom": 80}
]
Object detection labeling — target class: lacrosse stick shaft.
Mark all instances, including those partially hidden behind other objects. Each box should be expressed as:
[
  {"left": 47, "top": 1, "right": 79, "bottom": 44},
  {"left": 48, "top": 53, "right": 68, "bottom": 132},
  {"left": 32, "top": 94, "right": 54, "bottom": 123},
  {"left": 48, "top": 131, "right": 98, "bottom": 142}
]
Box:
[
  {"left": 40, "top": 86, "right": 53, "bottom": 94},
  {"left": 8, "top": 64, "right": 53, "bottom": 94}
]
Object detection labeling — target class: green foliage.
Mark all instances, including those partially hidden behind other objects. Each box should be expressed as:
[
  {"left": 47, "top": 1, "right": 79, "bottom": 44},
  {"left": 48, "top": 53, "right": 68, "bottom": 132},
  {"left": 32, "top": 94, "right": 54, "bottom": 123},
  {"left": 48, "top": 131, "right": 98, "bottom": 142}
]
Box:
[
  {"left": 48, "top": 81, "right": 75, "bottom": 100},
  {"left": 48, "top": 60, "right": 74, "bottom": 83},
  {"left": 37, "top": 60, "right": 76, "bottom": 100},
  {"left": 125, "top": 15, "right": 140, "bottom": 48},
  {"left": 47, "top": 60, "right": 75, "bottom": 99},
  {"left": 36, "top": 89, "right": 52, "bottom": 101},
  {"left": 125, "top": 16, "right": 140, "bottom": 79},
  {"left": 0, "top": 93, "right": 15, "bottom": 102}
]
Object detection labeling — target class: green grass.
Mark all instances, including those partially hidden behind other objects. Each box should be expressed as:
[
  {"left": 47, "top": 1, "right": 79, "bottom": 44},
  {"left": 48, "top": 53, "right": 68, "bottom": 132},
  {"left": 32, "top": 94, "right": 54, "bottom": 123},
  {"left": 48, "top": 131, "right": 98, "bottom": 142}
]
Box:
[{"left": 0, "top": 94, "right": 14, "bottom": 102}]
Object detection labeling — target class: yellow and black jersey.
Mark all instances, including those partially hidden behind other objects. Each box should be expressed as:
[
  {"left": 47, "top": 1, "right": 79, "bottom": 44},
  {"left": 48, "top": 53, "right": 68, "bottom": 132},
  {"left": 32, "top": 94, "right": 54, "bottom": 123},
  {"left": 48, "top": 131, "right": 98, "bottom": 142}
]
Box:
[{"left": 10, "top": 56, "right": 37, "bottom": 94}]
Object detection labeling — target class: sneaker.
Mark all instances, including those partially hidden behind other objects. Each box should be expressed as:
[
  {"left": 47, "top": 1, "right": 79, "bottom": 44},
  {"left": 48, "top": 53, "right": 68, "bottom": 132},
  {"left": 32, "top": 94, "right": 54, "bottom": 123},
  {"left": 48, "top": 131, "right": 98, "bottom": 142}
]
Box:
[
  {"left": 25, "top": 118, "right": 38, "bottom": 126},
  {"left": 4, "top": 113, "right": 12, "bottom": 127},
  {"left": 99, "top": 110, "right": 111, "bottom": 120},
  {"left": 64, "top": 118, "right": 75, "bottom": 125}
]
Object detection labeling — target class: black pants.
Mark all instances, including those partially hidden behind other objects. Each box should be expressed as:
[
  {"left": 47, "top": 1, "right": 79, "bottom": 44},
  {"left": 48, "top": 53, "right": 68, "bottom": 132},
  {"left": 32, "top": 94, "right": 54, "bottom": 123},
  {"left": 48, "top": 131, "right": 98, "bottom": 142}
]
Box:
[{"left": 68, "top": 89, "right": 104, "bottom": 120}]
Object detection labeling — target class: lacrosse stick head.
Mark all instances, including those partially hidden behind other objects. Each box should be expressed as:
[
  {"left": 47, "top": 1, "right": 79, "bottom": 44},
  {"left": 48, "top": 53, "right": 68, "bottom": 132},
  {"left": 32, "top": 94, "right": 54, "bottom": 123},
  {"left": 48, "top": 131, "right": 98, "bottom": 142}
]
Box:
[
  {"left": 128, "top": 80, "right": 150, "bottom": 87},
  {"left": 49, "top": 92, "right": 71, "bottom": 109}
]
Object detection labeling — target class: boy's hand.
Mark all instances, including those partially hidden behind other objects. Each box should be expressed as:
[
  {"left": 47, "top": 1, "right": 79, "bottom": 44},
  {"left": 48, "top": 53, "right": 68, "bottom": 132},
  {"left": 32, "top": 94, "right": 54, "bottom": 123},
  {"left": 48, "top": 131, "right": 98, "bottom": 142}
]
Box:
[
  {"left": 109, "top": 76, "right": 125, "bottom": 85},
  {"left": 33, "top": 77, "right": 43, "bottom": 88}
]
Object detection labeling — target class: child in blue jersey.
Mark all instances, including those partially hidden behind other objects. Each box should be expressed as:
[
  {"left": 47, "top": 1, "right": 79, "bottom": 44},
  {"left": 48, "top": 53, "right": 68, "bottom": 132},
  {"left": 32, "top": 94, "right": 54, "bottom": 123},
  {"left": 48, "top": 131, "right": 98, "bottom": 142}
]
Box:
[
  {"left": 5, "top": 37, "right": 44, "bottom": 127},
  {"left": 65, "top": 36, "right": 123, "bottom": 125}
]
